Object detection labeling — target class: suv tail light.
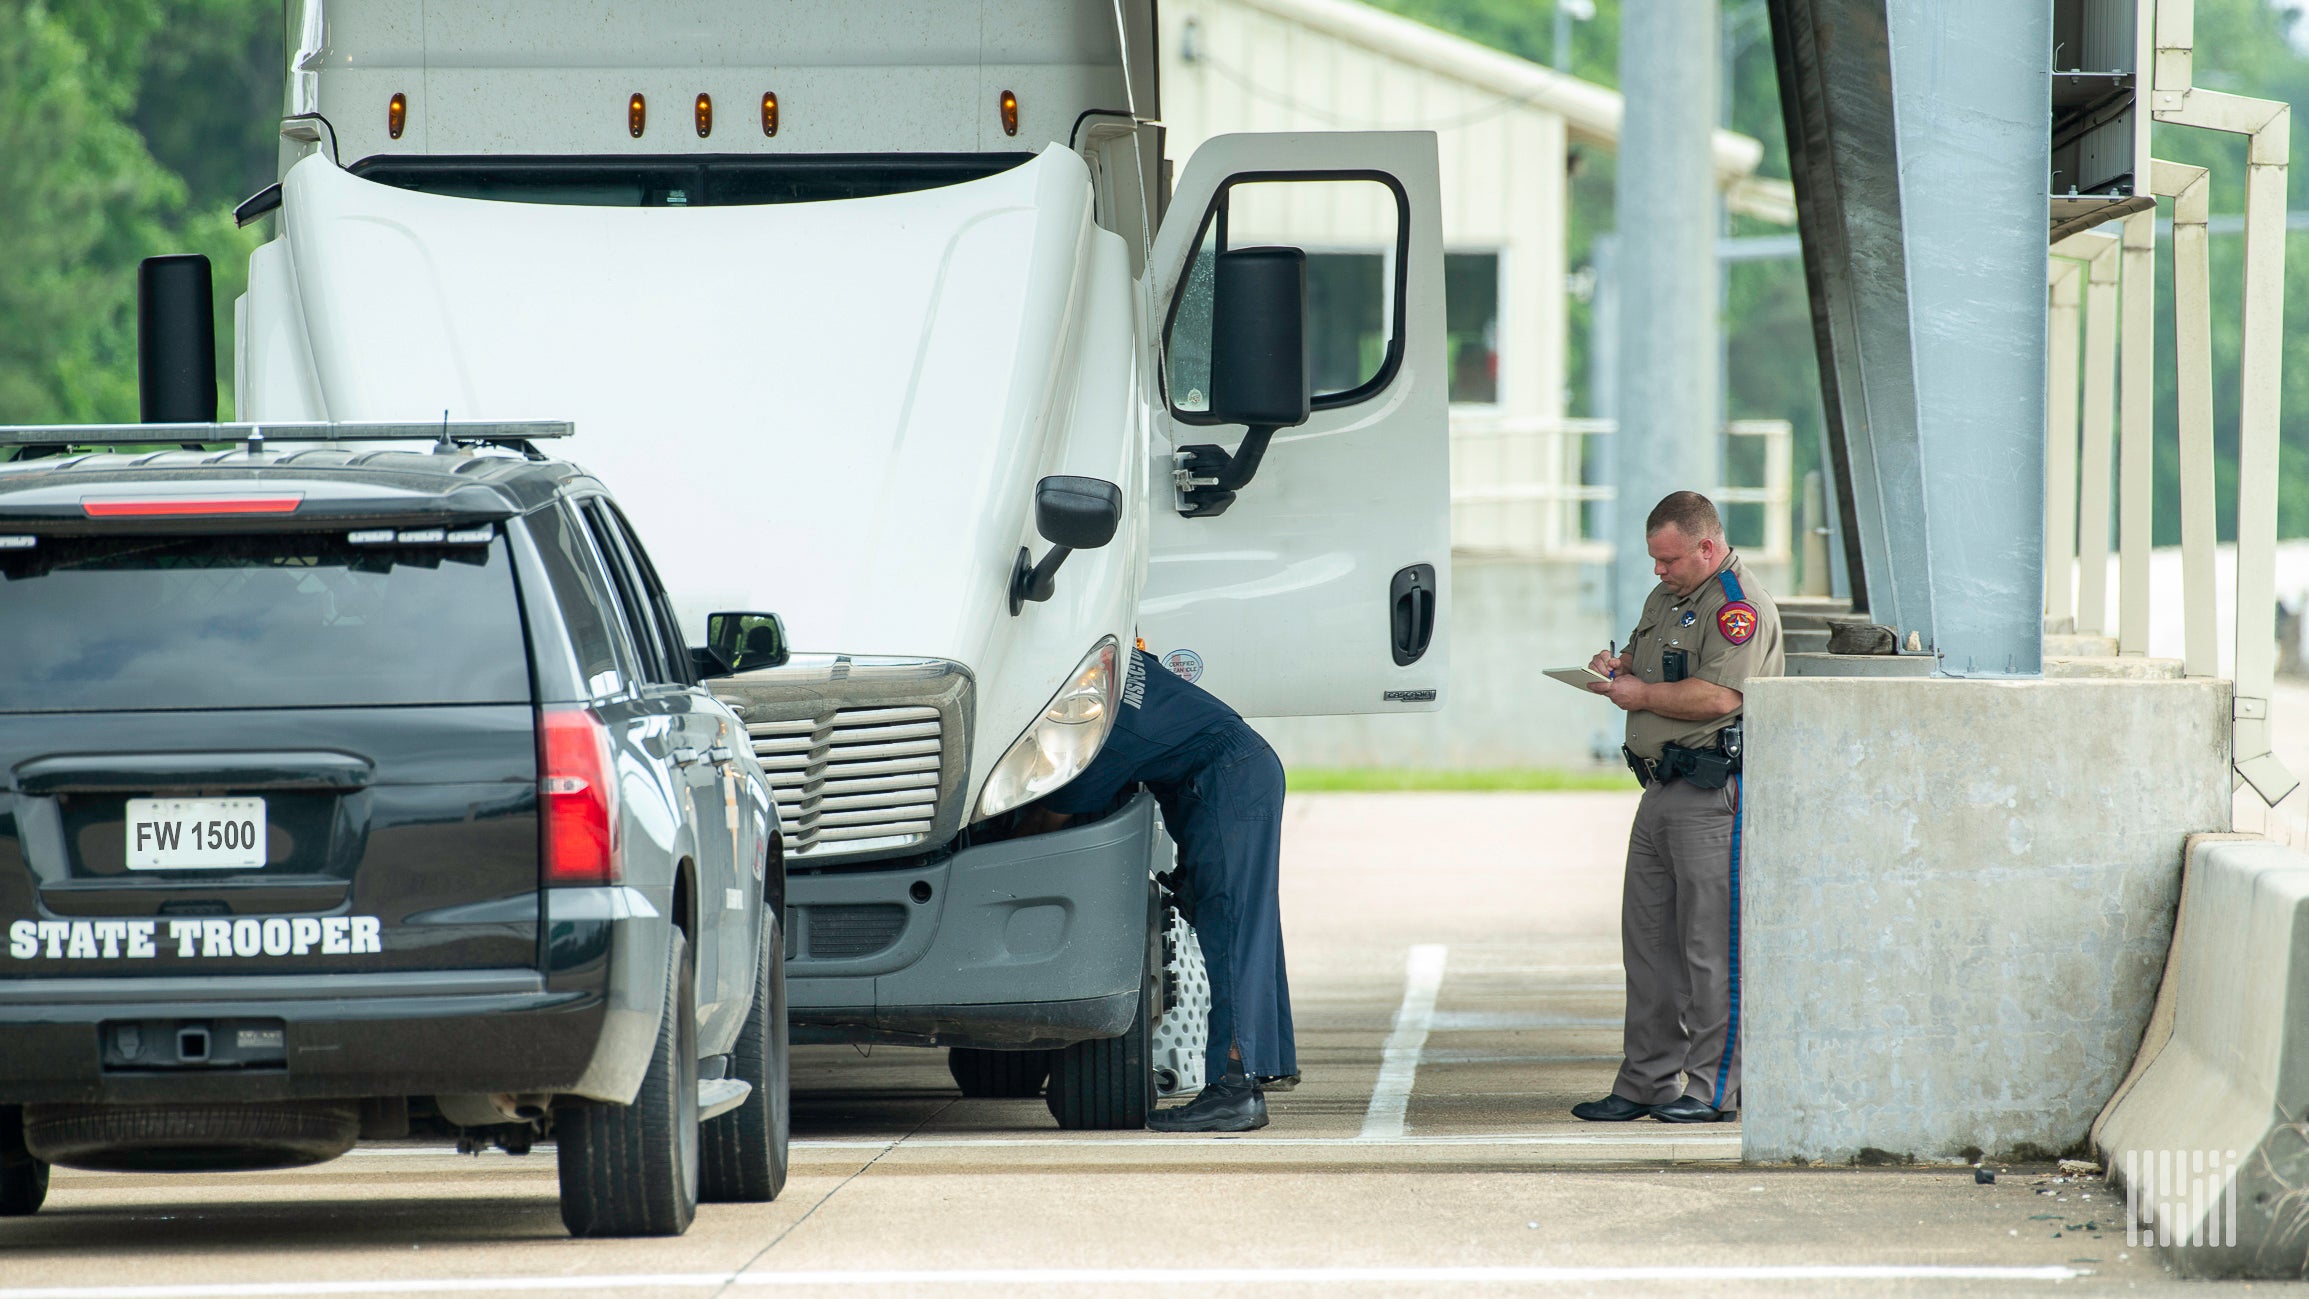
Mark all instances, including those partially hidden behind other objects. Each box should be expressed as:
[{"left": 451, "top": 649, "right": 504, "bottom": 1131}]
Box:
[{"left": 539, "top": 706, "right": 619, "bottom": 885}]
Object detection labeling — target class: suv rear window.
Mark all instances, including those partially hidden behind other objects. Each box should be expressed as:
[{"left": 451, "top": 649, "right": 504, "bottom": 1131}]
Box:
[{"left": 0, "top": 532, "right": 532, "bottom": 712}]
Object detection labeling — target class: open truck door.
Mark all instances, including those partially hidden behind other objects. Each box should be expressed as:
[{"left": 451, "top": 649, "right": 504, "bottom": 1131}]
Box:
[{"left": 1138, "top": 132, "right": 1449, "bottom": 717}]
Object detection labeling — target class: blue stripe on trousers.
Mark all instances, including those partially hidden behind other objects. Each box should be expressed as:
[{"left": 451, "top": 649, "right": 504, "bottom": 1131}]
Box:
[{"left": 1712, "top": 773, "right": 1742, "bottom": 1110}]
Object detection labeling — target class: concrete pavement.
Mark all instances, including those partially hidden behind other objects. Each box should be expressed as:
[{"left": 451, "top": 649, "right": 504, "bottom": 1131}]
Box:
[{"left": 0, "top": 792, "right": 2278, "bottom": 1296}]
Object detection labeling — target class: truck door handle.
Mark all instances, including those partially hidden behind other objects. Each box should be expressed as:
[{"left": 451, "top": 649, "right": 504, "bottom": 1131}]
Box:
[{"left": 1389, "top": 563, "right": 1437, "bottom": 666}]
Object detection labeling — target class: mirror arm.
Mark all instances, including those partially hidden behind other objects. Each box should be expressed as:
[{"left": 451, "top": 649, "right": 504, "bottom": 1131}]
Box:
[
  {"left": 1009, "top": 545, "right": 1076, "bottom": 616},
  {"left": 1175, "top": 424, "right": 1279, "bottom": 518}
]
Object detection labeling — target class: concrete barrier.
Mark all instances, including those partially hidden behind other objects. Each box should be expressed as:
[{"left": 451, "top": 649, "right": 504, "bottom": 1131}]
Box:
[
  {"left": 1742, "top": 676, "right": 2232, "bottom": 1165},
  {"left": 2093, "top": 835, "right": 2309, "bottom": 1278}
]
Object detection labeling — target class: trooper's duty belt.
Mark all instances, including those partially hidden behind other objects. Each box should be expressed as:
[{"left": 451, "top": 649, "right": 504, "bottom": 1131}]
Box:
[{"left": 1624, "top": 723, "right": 1743, "bottom": 790}]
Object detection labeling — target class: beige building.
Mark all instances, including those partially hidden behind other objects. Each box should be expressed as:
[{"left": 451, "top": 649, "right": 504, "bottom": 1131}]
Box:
[{"left": 1158, "top": 0, "right": 1795, "bottom": 766}]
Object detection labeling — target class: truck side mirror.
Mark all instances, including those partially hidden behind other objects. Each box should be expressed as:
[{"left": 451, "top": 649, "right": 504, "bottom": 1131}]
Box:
[
  {"left": 706, "top": 611, "right": 789, "bottom": 674},
  {"left": 1012, "top": 476, "right": 1122, "bottom": 615},
  {"left": 137, "top": 254, "right": 217, "bottom": 425},
  {"left": 1178, "top": 246, "right": 1308, "bottom": 518},
  {"left": 1208, "top": 246, "right": 1310, "bottom": 428}
]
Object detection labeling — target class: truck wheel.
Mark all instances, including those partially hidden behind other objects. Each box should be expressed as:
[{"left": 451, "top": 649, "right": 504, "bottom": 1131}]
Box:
[
  {"left": 700, "top": 920, "right": 788, "bottom": 1203},
  {"left": 947, "top": 1047, "right": 1052, "bottom": 1098},
  {"left": 1044, "top": 981, "right": 1153, "bottom": 1130},
  {"left": 558, "top": 931, "right": 699, "bottom": 1237},
  {"left": 0, "top": 1107, "right": 47, "bottom": 1216}
]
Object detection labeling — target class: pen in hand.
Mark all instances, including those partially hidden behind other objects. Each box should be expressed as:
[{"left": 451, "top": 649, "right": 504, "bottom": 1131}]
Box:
[{"left": 1608, "top": 640, "right": 1616, "bottom": 679}]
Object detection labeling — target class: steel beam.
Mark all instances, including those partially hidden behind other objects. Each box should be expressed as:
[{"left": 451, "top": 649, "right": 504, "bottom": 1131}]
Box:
[
  {"left": 2153, "top": 159, "right": 2218, "bottom": 681},
  {"left": 2118, "top": 210, "right": 2157, "bottom": 656},
  {"left": 2045, "top": 257, "right": 2085, "bottom": 631},
  {"left": 1768, "top": 0, "right": 2050, "bottom": 674},
  {"left": 1611, "top": 0, "right": 1721, "bottom": 636},
  {"left": 2065, "top": 232, "right": 2121, "bottom": 638}
]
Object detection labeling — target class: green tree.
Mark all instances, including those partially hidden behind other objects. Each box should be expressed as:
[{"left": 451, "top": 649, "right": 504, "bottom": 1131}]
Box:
[{"left": 0, "top": 0, "right": 276, "bottom": 427}]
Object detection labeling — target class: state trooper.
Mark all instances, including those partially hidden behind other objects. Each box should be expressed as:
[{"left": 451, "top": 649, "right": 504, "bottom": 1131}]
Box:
[
  {"left": 1034, "top": 646, "right": 1294, "bottom": 1132},
  {"left": 1575, "top": 491, "right": 1782, "bottom": 1124}
]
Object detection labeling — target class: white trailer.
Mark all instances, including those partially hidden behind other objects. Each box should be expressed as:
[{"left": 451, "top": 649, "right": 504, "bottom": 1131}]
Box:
[{"left": 224, "top": 0, "right": 1450, "bottom": 1126}]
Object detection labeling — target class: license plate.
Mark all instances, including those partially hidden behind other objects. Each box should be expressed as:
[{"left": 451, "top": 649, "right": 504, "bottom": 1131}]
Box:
[{"left": 124, "top": 798, "right": 267, "bottom": 871}]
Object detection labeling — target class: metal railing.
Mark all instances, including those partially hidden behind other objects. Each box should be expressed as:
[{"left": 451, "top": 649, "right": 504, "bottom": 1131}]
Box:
[
  {"left": 1448, "top": 414, "right": 1794, "bottom": 563},
  {"left": 2044, "top": 4, "right": 2294, "bottom": 806}
]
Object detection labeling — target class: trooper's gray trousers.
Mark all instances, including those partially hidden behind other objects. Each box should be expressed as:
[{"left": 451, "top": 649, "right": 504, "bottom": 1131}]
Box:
[{"left": 1612, "top": 773, "right": 1742, "bottom": 1110}]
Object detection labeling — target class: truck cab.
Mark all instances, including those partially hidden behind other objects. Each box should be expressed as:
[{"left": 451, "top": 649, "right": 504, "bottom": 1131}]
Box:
[{"left": 233, "top": 0, "right": 1450, "bottom": 1126}]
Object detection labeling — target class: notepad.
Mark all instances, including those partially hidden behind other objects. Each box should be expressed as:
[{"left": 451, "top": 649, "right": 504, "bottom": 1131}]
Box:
[{"left": 1544, "top": 665, "right": 1611, "bottom": 690}]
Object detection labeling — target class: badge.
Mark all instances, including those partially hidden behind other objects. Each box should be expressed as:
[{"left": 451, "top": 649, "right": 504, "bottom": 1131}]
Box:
[
  {"left": 1718, "top": 602, "right": 1759, "bottom": 645},
  {"left": 1162, "top": 648, "right": 1204, "bottom": 683},
  {"left": 1679, "top": 610, "right": 1698, "bottom": 627}
]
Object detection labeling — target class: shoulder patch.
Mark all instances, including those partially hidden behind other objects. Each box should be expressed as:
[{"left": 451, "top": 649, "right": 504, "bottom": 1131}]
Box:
[
  {"left": 1716, "top": 568, "right": 1747, "bottom": 603},
  {"left": 1718, "top": 601, "right": 1759, "bottom": 645}
]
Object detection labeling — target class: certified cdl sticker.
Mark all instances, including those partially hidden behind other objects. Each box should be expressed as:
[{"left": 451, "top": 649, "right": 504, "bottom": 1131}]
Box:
[
  {"left": 8, "top": 916, "right": 384, "bottom": 961},
  {"left": 1162, "top": 648, "right": 1205, "bottom": 683}
]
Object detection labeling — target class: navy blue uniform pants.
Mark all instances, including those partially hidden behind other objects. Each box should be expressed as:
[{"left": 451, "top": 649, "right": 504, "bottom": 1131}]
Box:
[{"left": 1159, "top": 731, "right": 1296, "bottom": 1080}]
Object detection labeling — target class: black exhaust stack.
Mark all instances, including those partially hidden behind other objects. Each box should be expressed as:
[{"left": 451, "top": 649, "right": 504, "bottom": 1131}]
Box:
[{"left": 137, "top": 254, "right": 217, "bottom": 423}]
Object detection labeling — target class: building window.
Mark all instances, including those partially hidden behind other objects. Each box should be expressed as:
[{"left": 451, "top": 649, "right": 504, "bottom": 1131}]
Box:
[{"left": 1446, "top": 252, "right": 1500, "bottom": 405}]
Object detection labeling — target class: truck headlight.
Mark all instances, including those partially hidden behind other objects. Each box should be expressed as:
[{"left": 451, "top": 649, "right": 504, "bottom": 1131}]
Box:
[{"left": 975, "top": 636, "right": 1121, "bottom": 819}]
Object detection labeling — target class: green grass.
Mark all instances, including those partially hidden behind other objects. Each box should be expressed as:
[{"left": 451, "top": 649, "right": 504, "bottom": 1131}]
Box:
[{"left": 1285, "top": 767, "right": 1638, "bottom": 793}]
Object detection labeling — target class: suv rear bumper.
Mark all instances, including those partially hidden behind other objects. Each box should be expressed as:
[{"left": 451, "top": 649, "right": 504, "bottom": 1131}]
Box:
[
  {"left": 0, "top": 887, "right": 668, "bottom": 1106},
  {"left": 786, "top": 793, "right": 1159, "bottom": 1050}
]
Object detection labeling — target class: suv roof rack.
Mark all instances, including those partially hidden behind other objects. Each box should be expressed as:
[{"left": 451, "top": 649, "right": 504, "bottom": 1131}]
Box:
[{"left": 0, "top": 420, "right": 573, "bottom": 459}]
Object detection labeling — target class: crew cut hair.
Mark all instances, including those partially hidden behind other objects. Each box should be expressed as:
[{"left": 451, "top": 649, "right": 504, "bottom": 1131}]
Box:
[{"left": 1645, "top": 491, "right": 1724, "bottom": 540}]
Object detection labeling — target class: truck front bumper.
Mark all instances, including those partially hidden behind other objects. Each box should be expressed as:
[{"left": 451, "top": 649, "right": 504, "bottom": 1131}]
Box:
[{"left": 786, "top": 792, "right": 1159, "bottom": 1050}]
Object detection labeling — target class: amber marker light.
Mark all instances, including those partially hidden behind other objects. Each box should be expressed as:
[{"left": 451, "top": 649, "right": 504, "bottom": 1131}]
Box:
[
  {"left": 388, "top": 92, "right": 407, "bottom": 140},
  {"left": 629, "top": 92, "right": 647, "bottom": 138},
  {"left": 695, "top": 92, "right": 713, "bottom": 138},
  {"left": 761, "top": 91, "right": 779, "bottom": 136},
  {"left": 999, "top": 89, "right": 1019, "bottom": 137}
]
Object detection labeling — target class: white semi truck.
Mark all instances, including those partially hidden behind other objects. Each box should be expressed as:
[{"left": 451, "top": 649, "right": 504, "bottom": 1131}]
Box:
[{"left": 219, "top": 0, "right": 1450, "bottom": 1127}]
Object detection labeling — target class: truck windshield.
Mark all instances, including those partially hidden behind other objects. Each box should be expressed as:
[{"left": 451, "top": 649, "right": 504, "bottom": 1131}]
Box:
[
  {"left": 352, "top": 154, "right": 1033, "bottom": 208},
  {"left": 0, "top": 532, "right": 532, "bottom": 712}
]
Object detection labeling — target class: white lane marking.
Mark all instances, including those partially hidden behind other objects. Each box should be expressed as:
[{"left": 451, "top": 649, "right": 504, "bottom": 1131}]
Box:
[
  {"left": 0, "top": 1264, "right": 2087, "bottom": 1296},
  {"left": 1359, "top": 942, "right": 1448, "bottom": 1140},
  {"left": 797, "top": 1132, "right": 1738, "bottom": 1150},
  {"left": 332, "top": 1131, "right": 1738, "bottom": 1155},
  {"left": 1428, "top": 1012, "right": 1621, "bottom": 1031}
]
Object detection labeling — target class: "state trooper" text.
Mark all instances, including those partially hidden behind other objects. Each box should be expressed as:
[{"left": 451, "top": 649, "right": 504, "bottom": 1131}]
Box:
[{"left": 7, "top": 916, "right": 384, "bottom": 961}]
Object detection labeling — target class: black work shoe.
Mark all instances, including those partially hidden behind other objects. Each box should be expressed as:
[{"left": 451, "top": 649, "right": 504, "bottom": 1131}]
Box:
[
  {"left": 1651, "top": 1095, "right": 1736, "bottom": 1123},
  {"left": 1147, "top": 1073, "right": 1268, "bottom": 1132},
  {"left": 1570, "top": 1093, "right": 1653, "bottom": 1122},
  {"left": 1255, "top": 1073, "right": 1301, "bottom": 1092}
]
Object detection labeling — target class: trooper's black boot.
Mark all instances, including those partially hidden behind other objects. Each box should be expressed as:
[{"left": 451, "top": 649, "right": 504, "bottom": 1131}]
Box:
[{"left": 1147, "top": 1071, "right": 1268, "bottom": 1133}]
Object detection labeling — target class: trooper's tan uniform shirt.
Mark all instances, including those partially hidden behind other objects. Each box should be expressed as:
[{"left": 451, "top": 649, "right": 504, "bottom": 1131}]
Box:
[
  {"left": 1623, "top": 551, "right": 1784, "bottom": 760},
  {"left": 1609, "top": 549, "right": 1782, "bottom": 1114}
]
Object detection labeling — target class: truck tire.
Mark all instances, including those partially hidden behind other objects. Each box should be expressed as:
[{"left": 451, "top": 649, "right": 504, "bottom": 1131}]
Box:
[
  {"left": 0, "top": 1107, "right": 48, "bottom": 1216},
  {"left": 947, "top": 1047, "right": 1052, "bottom": 1098},
  {"left": 558, "top": 931, "right": 699, "bottom": 1237},
  {"left": 1044, "top": 980, "right": 1152, "bottom": 1130},
  {"left": 699, "top": 921, "right": 788, "bottom": 1203},
  {"left": 22, "top": 1101, "right": 357, "bottom": 1172}
]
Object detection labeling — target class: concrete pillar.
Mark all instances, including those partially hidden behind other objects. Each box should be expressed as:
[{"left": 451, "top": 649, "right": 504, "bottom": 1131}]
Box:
[
  {"left": 1743, "top": 675, "right": 2233, "bottom": 1163},
  {"left": 1611, "top": 0, "right": 1720, "bottom": 635}
]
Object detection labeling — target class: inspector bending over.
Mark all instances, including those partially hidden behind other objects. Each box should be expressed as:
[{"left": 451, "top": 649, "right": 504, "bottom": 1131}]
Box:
[
  {"left": 1576, "top": 492, "right": 1782, "bottom": 1124},
  {"left": 1034, "top": 646, "right": 1294, "bottom": 1132}
]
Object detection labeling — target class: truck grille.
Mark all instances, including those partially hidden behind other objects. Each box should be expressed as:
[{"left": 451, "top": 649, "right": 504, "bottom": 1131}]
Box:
[
  {"left": 787, "top": 904, "right": 909, "bottom": 961},
  {"left": 749, "top": 705, "right": 943, "bottom": 859}
]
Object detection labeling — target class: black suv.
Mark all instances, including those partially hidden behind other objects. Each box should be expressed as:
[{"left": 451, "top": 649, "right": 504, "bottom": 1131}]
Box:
[{"left": 0, "top": 427, "right": 787, "bottom": 1237}]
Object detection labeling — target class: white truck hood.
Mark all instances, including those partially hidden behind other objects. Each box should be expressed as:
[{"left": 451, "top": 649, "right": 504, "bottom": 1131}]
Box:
[{"left": 271, "top": 147, "right": 1109, "bottom": 663}]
